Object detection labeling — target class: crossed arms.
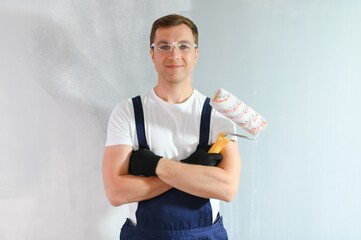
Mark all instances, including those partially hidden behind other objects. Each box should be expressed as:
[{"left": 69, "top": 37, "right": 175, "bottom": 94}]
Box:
[{"left": 102, "top": 141, "right": 241, "bottom": 206}]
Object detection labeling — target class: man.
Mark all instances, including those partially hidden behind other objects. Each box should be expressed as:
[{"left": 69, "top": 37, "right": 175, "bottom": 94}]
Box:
[{"left": 102, "top": 14, "right": 241, "bottom": 240}]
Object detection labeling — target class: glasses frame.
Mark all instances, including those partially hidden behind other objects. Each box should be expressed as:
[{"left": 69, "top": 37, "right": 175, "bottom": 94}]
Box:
[{"left": 150, "top": 41, "right": 198, "bottom": 53}]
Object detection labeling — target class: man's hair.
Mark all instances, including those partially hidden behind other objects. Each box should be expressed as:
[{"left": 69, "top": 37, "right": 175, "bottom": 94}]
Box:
[{"left": 150, "top": 14, "right": 198, "bottom": 47}]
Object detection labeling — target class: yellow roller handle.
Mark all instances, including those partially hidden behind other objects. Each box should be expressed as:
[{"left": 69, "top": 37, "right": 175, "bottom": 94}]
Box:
[{"left": 208, "top": 132, "right": 230, "bottom": 153}]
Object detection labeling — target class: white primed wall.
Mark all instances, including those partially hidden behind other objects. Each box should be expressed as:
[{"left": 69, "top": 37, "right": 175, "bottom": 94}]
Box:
[{"left": 1, "top": 1, "right": 361, "bottom": 239}]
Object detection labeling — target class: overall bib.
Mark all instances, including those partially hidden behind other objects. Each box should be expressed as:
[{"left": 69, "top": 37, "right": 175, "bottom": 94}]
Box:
[{"left": 119, "top": 96, "right": 228, "bottom": 240}]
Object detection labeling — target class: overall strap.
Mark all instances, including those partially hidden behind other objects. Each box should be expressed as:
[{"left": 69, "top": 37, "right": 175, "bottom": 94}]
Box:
[
  {"left": 132, "top": 96, "right": 149, "bottom": 149},
  {"left": 199, "top": 97, "right": 212, "bottom": 147}
]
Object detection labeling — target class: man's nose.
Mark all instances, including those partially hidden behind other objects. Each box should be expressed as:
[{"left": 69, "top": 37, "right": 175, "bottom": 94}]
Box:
[{"left": 169, "top": 45, "right": 181, "bottom": 55}]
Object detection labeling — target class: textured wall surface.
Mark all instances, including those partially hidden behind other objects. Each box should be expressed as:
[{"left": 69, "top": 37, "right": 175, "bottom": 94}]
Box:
[{"left": 1, "top": 1, "right": 361, "bottom": 239}]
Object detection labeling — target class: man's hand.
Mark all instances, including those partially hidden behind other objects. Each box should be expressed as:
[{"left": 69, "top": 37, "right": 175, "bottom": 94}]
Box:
[
  {"left": 128, "top": 148, "right": 162, "bottom": 177},
  {"left": 181, "top": 145, "right": 223, "bottom": 166}
]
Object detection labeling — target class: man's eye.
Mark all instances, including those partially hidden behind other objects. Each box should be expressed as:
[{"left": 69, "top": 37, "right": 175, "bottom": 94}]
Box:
[
  {"left": 179, "top": 44, "right": 190, "bottom": 50},
  {"left": 159, "top": 45, "right": 171, "bottom": 51}
]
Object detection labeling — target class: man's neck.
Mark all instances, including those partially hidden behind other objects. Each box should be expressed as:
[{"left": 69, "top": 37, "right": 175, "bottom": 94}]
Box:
[{"left": 154, "top": 83, "right": 194, "bottom": 104}]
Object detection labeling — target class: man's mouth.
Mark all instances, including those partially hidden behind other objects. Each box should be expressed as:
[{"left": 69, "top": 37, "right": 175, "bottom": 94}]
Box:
[{"left": 166, "top": 64, "right": 183, "bottom": 68}]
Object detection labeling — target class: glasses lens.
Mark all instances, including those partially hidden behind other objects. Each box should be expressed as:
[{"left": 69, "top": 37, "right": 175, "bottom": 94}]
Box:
[
  {"left": 158, "top": 44, "right": 172, "bottom": 52},
  {"left": 178, "top": 43, "right": 191, "bottom": 51}
]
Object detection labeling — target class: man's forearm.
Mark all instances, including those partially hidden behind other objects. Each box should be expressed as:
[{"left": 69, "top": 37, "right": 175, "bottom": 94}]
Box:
[
  {"left": 105, "top": 174, "right": 172, "bottom": 206},
  {"left": 156, "top": 159, "right": 237, "bottom": 202},
  {"left": 155, "top": 142, "right": 241, "bottom": 202}
]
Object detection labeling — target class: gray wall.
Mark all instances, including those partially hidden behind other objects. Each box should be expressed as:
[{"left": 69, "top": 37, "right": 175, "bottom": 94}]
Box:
[{"left": 1, "top": 1, "right": 360, "bottom": 239}]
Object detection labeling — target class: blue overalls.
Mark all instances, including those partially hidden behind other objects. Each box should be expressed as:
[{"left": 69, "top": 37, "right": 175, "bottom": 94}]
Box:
[{"left": 119, "top": 96, "right": 228, "bottom": 240}]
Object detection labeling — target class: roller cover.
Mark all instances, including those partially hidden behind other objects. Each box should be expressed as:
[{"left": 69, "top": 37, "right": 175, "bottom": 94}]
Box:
[{"left": 210, "top": 88, "right": 268, "bottom": 137}]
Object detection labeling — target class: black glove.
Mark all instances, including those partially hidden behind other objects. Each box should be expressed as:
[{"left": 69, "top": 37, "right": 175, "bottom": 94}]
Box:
[
  {"left": 128, "top": 148, "right": 162, "bottom": 177},
  {"left": 180, "top": 145, "right": 223, "bottom": 166}
]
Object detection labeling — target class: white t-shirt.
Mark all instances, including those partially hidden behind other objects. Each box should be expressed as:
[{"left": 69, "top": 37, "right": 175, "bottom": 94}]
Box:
[{"left": 106, "top": 88, "right": 236, "bottom": 223}]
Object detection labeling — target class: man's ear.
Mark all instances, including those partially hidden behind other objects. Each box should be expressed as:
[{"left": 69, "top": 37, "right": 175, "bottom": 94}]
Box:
[
  {"left": 150, "top": 49, "right": 155, "bottom": 63},
  {"left": 194, "top": 48, "right": 199, "bottom": 63}
]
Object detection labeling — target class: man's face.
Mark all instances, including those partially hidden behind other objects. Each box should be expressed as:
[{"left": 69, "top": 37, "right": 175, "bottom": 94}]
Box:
[{"left": 150, "top": 24, "right": 198, "bottom": 85}]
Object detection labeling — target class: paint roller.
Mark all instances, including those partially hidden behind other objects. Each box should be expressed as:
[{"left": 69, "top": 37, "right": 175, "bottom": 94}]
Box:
[{"left": 208, "top": 88, "right": 268, "bottom": 153}]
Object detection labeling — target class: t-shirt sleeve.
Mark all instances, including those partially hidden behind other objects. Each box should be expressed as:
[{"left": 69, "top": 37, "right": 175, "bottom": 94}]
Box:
[{"left": 105, "top": 99, "right": 134, "bottom": 146}]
